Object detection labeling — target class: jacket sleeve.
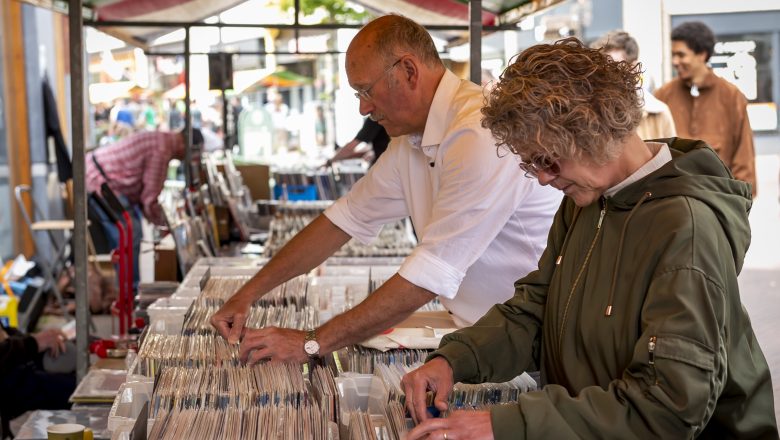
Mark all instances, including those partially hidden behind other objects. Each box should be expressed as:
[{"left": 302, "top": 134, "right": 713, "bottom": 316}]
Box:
[
  {"left": 0, "top": 334, "right": 39, "bottom": 376},
  {"left": 484, "top": 267, "right": 727, "bottom": 439},
  {"left": 431, "top": 201, "right": 569, "bottom": 382},
  {"left": 433, "top": 196, "right": 735, "bottom": 439},
  {"left": 728, "top": 94, "right": 757, "bottom": 198}
]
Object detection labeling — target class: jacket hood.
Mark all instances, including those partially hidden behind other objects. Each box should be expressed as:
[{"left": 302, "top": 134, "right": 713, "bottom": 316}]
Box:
[{"left": 610, "top": 137, "right": 752, "bottom": 273}]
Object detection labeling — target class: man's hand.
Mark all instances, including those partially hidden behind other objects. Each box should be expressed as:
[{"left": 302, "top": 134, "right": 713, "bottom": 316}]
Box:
[
  {"left": 33, "top": 328, "right": 67, "bottom": 358},
  {"left": 210, "top": 214, "right": 352, "bottom": 346},
  {"left": 406, "top": 410, "right": 494, "bottom": 440},
  {"left": 210, "top": 293, "right": 255, "bottom": 344},
  {"left": 239, "top": 327, "right": 308, "bottom": 364},
  {"left": 401, "top": 356, "right": 455, "bottom": 423}
]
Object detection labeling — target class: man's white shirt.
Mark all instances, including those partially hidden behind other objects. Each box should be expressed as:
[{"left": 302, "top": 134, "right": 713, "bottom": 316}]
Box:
[{"left": 325, "top": 70, "right": 561, "bottom": 326}]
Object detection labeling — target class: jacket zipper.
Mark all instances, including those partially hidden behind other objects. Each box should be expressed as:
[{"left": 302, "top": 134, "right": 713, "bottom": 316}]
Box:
[
  {"left": 648, "top": 336, "right": 656, "bottom": 365},
  {"left": 557, "top": 199, "right": 607, "bottom": 356},
  {"left": 648, "top": 335, "right": 659, "bottom": 384},
  {"left": 597, "top": 204, "right": 606, "bottom": 228}
]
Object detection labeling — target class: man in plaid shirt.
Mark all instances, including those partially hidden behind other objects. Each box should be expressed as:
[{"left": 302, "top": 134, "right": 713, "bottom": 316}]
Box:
[{"left": 86, "top": 129, "right": 203, "bottom": 286}]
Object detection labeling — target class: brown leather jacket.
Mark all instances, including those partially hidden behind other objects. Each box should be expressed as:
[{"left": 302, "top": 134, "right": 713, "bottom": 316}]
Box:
[{"left": 656, "top": 70, "right": 757, "bottom": 197}]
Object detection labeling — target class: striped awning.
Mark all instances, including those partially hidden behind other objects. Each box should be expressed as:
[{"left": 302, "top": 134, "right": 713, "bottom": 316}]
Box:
[
  {"left": 83, "top": 0, "right": 245, "bottom": 48},
  {"left": 23, "top": 0, "right": 563, "bottom": 48}
]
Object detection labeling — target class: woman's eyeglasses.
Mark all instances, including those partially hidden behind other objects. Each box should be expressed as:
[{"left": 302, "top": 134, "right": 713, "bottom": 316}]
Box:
[
  {"left": 354, "top": 59, "right": 402, "bottom": 102},
  {"left": 518, "top": 155, "right": 561, "bottom": 178}
]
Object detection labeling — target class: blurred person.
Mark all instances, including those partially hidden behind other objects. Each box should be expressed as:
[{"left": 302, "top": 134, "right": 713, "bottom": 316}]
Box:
[
  {"left": 592, "top": 30, "right": 677, "bottom": 140},
  {"left": 94, "top": 102, "right": 111, "bottom": 123},
  {"left": 656, "top": 21, "right": 757, "bottom": 197},
  {"left": 327, "top": 117, "right": 390, "bottom": 166},
  {"left": 314, "top": 104, "right": 326, "bottom": 146},
  {"left": 167, "top": 99, "right": 184, "bottom": 131},
  {"left": 108, "top": 98, "right": 135, "bottom": 138},
  {"left": 402, "top": 38, "right": 776, "bottom": 440},
  {"left": 86, "top": 128, "right": 204, "bottom": 287},
  {"left": 138, "top": 98, "right": 158, "bottom": 131},
  {"left": 191, "top": 99, "right": 203, "bottom": 129},
  {"left": 227, "top": 96, "right": 243, "bottom": 150},
  {"left": 201, "top": 122, "right": 225, "bottom": 153},
  {"left": 0, "top": 325, "right": 75, "bottom": 437},
  {"left": 265, "top": 88, "right": 290, "bottom": 150},
  {"left": 210, "top": 15, "right": 561, "bottom": 364}
]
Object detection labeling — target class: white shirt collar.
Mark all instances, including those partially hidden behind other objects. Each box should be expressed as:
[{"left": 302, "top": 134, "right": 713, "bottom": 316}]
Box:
[
  {"left": 417, "top": 69, "right": 462, "bottom": 149},
  {"left": 604, "top": 142, "right": 671, "bottom": 198}
]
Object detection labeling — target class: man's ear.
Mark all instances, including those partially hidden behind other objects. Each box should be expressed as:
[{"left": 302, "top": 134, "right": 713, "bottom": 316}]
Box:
[{"left": 400, "top": 56, "right": 420, "bottom": 89}]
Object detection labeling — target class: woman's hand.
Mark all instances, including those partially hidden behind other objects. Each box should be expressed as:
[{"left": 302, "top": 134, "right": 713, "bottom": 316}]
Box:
[
  {"left": 406, "top": 410, "right": 494, "bottom": 440},
  {"left": 33, "top": 328, "right": 67, "bottom": 358},
  {"left": 401, "top": 357, "right": 455, "bottom": 423}
]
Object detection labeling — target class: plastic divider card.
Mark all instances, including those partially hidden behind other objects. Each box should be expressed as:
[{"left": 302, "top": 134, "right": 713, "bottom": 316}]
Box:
[
  {"left": 315, "top": 265, "right": 371, "bottom": 277},
  {"left": 309, "top": 275, "right": 370, "bottom": 319},
  {"left": 190, "top": 256, "right": 269, "bottom": 268},
  {"left": 108, "top": 379, "right": 155, "bottom": 432},
  {"left": 167, "top": 287, "right": 201, "bottom": 298},
  {"left": 71, "top": 369, "right": 130, "bottom": 403},
  {"left": 325, "top": 256, "right": 406, "bottom": 267}
]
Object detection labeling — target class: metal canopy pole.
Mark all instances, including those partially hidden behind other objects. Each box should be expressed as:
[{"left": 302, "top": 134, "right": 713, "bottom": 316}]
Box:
[
  {"left": 69, "top": 0, "right": 89, "bottom": 381},
  {"left": 184, "top": 26, "right": 192, "bottom": 188},
  {"left": 469, "top": 0, "right": 483, "bottom": 84},
  {"left": 84, "top": 19, "right": 515, "bottom": 32}
]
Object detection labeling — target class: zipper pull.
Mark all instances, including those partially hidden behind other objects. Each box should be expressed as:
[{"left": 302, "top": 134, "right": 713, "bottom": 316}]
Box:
[
  {"left": 648, "top": 336, "right": 657, "bottom": 365},
  {"left": 597, "top": 207, "right": 606, "bottom": 229}
]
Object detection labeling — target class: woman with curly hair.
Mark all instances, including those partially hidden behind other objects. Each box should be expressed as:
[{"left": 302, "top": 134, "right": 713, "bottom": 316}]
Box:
[{"left": 402, "top": 38, "right": 776, "bottom": 439}]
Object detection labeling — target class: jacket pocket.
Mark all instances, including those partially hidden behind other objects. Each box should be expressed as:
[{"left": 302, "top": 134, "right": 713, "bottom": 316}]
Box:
[
  {"left": 653, "top": 334, "right": 715, "bottom": 372},
  {"left": 645, "top": 334, "right": 719, "bottom": 431}
]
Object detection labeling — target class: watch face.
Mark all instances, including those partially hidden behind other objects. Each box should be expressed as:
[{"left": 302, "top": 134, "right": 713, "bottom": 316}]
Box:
[{"left": 304, "top": 340, "right": 320, "bottom": 355}]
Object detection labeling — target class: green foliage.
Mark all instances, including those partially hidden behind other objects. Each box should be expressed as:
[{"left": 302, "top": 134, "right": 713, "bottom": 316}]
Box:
[{"left": 279, "top": 0, "right": 370, "bottom": 23}]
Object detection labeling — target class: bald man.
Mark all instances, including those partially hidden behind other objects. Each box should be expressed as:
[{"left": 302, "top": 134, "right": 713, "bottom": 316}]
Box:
[{"left": 211, "top": 15, "right": 561, "bottom": 364}]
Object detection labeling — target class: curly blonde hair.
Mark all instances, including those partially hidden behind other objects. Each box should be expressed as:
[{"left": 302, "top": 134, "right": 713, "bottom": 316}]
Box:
[{"left": 481, "top": 37, "right": 643, "bottom": 165}]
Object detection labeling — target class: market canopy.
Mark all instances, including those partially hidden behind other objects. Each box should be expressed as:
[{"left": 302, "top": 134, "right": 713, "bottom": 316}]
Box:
[
  {"left": 352, "top": 0, "right": 566, "bottom": 25},
  {"left": 84, "top": 0, "right": 246, "bottom": 49},
  {"left": 354, "top": 0, "right": 497, "bottom": 26},
  {"left": 241, "top": 70, "right": 313, "bottom": 94},
  {"left": 162, "top": 82, "right": 223, "bottom": 100},
  {"left": 23, "top": 0, "right": 565, "bottom": 49}
]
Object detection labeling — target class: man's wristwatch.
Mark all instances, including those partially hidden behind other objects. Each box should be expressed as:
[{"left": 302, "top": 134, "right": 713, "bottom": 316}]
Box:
[{"left": 303, "top": 329, "right": 320, "bottom": 358}]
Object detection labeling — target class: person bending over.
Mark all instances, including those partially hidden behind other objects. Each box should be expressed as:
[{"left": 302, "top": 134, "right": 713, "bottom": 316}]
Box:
[{"left": 402, "top": 37, "right": 776, "bottom": 440}]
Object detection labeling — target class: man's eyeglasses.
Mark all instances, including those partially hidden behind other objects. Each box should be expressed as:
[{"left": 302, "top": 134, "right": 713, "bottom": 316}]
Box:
[
  {"left": 518, "top": 155, "right": 561, "bottom": 178},
  {"left": 354, "top": 58, "right": 402, "bottom": 102}
]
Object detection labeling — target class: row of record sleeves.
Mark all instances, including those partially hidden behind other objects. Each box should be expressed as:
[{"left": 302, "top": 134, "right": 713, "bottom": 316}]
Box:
[{"left": 91, "top": 256, "right": 537, "bottom": 439}]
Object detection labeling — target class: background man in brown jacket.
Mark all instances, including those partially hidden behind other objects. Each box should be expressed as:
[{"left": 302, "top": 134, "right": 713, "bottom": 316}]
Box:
[{"left": 655, "top": 21, "right": 758, "bottom": 197}]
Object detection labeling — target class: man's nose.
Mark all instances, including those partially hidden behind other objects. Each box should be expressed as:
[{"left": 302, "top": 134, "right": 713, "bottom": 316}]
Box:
[{"left": 359, "top": 99, "right": 374, "bottom": 116}]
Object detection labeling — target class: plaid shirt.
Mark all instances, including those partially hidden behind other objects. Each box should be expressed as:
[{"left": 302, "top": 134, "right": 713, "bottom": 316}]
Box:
[{"left": 86, "top": 131, "right": 184, "bottom": 225}]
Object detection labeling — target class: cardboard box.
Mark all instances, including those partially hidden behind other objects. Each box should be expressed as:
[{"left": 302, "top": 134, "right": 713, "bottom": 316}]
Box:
[
  {"left": 235, "top": 163, "right": 271, "bottom": 200},
  {"left": 154, "top": 247, "right": 178, "bottom": 281}
]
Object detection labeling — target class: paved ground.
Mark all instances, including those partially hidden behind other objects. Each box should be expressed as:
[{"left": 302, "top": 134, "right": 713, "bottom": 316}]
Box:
[{"left": 738, "top": 152, "right": 780, "bottom": 424}]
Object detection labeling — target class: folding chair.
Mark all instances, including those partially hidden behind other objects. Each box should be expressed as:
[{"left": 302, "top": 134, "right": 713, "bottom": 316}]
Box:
[{"left": 13, "top": 184, "right": 70, "bottom": 330}]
